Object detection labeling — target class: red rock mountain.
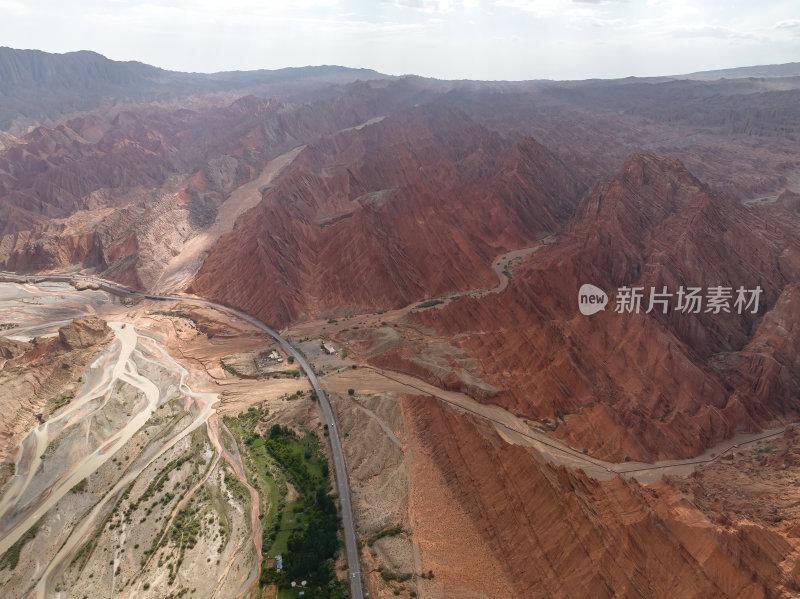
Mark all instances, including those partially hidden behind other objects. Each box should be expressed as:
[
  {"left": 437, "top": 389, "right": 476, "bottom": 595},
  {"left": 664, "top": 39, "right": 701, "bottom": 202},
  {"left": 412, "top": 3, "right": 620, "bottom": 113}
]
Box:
[
  {"left": 190, "top": 106, "right": 587, "bottom": 326},
  {"left": 403, "top": 394, "right": 800, "bottom": 598},
  {"left": 395, "top": 154, "right": 800, "bottom": 461},
  {"left": 0, "top": 79, "right": 438, "bottom": 285},
  {"left": 2, "top": 53, "right": 800, "bottom": 599}
]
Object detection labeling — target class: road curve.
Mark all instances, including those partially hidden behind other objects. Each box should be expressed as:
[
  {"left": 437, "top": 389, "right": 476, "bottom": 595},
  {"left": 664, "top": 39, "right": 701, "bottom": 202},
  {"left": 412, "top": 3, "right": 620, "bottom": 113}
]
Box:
[
  {"left": 359, "top": 366, "right": 795, "bottom": 482},
  {"left": 0, "top": 272, "right": 365, "bottom": 599}
]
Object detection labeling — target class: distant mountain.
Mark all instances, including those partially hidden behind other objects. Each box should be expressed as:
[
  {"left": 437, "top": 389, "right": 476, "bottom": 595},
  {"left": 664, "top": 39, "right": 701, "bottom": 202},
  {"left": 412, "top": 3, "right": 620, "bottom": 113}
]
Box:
[
  {"left": 0, "top": 47, "right": 387, "bottom": 134},
  {"left": 677, "top": 62, "right": 800, "bottom": 80},
  {"left": 0, "top": 48, "right": 166, "bottom": 89}
]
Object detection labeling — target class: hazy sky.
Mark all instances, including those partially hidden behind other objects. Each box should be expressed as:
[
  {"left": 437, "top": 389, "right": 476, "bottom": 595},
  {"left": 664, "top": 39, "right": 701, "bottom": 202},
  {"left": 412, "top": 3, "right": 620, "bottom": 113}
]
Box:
[{"left": 2, "top": 0, "right": 799, "bottom": 80}]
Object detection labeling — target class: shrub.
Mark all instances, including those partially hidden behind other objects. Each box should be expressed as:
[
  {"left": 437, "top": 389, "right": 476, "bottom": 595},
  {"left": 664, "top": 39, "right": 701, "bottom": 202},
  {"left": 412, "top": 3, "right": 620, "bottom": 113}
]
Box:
[
  {"left": 367, "top": 526, "right": 403, "bottom": 546},
  {"left": 71, "top": 478, "right": 88, "bottom": 493},
  {"left": 415, "top": 299, "right": 444, "bottom": 309}
]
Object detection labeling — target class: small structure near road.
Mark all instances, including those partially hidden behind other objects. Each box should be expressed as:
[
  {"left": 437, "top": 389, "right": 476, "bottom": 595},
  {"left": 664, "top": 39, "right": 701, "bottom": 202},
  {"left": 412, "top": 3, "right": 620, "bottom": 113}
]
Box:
[
  {"left": 254, "top": 348, "right": 288, "bottom": 373},
  {"left": 221, "top": 347, "right": 289, "bottom": 377}
]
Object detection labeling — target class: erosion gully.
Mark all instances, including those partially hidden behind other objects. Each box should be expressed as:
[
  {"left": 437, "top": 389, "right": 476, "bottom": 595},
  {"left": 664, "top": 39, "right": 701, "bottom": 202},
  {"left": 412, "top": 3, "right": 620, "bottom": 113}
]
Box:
[{"left": 0, "top": 282, "right": 261, "bottom": 598}]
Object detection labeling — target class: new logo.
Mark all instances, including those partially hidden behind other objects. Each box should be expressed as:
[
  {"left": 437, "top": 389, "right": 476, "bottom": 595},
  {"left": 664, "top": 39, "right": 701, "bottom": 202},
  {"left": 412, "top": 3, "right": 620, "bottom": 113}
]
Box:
[{"left": 578, "top": 284, "right": 608, "bottom": 315}]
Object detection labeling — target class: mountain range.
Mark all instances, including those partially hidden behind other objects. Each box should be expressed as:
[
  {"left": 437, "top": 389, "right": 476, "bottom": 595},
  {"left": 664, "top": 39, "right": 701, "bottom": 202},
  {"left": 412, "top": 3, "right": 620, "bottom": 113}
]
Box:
[{"left": 2, "top": 47, "right": 800, "bottom": 598}]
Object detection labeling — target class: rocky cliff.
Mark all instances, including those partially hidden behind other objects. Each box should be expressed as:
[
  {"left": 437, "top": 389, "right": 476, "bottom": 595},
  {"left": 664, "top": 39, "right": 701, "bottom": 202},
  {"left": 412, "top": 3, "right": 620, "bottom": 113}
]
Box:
[
  {"left": 399, "top": 154, "right": 800, "bottom": 461},
  {"left": 190, "top": 105, "right": 587, "bottom": 326},
  {"left": 0, "top": 318, "right": 113, "bottom": 480},
  {"left": 0, "top": 79, "right": 432, "bottom": 286},
  {"left": 403, "top": 394, "right": 800, "bottom": 598}
]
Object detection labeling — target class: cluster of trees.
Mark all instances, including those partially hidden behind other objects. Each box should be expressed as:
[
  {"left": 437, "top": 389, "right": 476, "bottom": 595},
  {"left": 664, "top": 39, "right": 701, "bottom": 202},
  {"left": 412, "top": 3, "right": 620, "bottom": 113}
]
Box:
[
  {"left": 283, "top": 489, "right": 340, "bottom": 585},
  {"left": 259, "top": 425, "right": 345, "bottom": 597},
  {"left": 264, "top": 426, "right": 322, "bottom": 496}
]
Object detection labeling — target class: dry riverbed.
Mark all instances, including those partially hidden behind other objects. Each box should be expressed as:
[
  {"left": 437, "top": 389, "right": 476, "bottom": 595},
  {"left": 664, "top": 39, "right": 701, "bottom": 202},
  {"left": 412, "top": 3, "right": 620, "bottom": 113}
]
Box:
[{"left": 0, "top": 283, "right": 329, "bottom": 599}]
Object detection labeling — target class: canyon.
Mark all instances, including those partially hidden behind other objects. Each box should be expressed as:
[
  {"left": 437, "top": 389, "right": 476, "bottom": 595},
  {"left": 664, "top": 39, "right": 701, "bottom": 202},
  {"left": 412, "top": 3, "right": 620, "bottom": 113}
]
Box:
[{"left": 1, "top": 48, "right": 800, "bottom": 598}]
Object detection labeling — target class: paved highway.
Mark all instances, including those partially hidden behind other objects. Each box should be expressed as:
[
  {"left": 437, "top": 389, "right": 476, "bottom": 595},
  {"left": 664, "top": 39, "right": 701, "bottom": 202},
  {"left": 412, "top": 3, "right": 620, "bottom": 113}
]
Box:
[{"left": 0, "top": 272, "right": 365, "bottom": 599}]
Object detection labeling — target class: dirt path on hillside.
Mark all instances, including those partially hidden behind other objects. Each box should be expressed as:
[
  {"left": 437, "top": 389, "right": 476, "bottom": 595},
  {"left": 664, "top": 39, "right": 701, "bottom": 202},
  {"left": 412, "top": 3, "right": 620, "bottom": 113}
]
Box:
[
  {"left": 287, "top": 241, "right": 548, "bottom": 340},
  {"left": 484, "top": 244, "right": 543, "bottom": 295},
  {"left": 323, "top": 366, "right": 793, "bottom": 483}
]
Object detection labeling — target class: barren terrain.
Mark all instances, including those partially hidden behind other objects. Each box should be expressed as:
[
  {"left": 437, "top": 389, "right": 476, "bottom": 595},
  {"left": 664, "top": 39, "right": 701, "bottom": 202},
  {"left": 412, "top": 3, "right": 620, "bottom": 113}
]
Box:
[
  {"left": 0, "top": 283, "right": 337, "bottom": 598},
  {"left": 3, "top": 49, "right": 800, "bottom": 598}
]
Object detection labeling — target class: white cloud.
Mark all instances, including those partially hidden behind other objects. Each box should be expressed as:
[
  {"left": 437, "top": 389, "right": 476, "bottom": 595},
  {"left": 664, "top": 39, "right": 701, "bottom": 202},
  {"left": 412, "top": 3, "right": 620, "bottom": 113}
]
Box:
[
  {"left": 589, "top": 17, "right": 625, "bottom": 28},
  {"left": 491, "top": 0, "right": 629, "bottom": 22},
  {"left": 195, "top": 0, "right": 339, "bottom": 9},
  {"left": 492, "top": 0, "right": 566, "bottom": 17},
  {"left": 670, "top": 25, "right": 754, "bottom": 40},
  {"left": 0, "top": 0, "right": 37, "bottom": 15},
  {"left": 383, "top": 0, "right": 477, "bottom": 12},
  {"left": 1, "top": 0, "right": 798, "bottom": 80}
]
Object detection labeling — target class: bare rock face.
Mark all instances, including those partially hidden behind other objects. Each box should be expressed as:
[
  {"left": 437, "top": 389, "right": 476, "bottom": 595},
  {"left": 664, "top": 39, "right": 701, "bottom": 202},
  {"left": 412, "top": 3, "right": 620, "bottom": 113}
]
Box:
[
  {"left": 402, "top": 154, "right": 800, "bottom": 462},
  {"left": 70, "top": 279, "right": 100, "bottom": 291},
  {"left": 0, "top": 317, "right": 113, "bottom": 469},
  {"left": 190, "top": 106, "right": 587, "bottom": 327},
  {"left": 0, "top": 104, "right": 271, "bottom": 279},
  {"left": 0, "top": 337, "right": 28, "bottom": 362},
  {"left": 403, "top": 394, "right": 800, "bottom": 599},
  {"left": 776, "top": 190, "right": 800, "bottom": 213},
  {"left": 762, "top": 425, "right": 800, "bottom": 468},
  {"left": 57, "top": 316, "right": 112, "bottom": 350},
  {"left": 0, "top": 78, "right": 437, "bottom": 286}
]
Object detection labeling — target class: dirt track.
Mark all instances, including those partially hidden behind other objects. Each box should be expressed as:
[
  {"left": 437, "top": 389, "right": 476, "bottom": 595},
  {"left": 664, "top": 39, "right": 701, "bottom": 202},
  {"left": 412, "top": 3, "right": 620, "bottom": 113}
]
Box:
[{"left": 323, "top": 366, "right": 792, "bottom": 484}]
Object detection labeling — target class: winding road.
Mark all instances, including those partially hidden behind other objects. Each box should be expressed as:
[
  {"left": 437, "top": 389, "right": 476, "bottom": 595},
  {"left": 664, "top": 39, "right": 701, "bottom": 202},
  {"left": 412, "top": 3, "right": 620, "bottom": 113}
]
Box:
[
  {"left": 0, "top": 271, "right": 365, "bottom": 599},
  {"left": 353, "top": 366, "right": 795, "bottom": 483},
  {"left": 10, "top": 263, "right": 787, "bottom": 596}
]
